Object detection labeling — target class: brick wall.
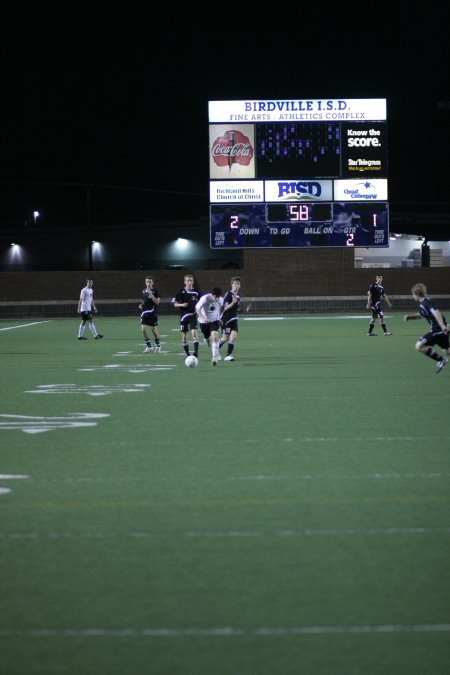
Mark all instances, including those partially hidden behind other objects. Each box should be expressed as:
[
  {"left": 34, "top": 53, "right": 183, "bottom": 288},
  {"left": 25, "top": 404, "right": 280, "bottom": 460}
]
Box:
[{"left": 1, "top": 249, "right": 449, "bottom": 303}]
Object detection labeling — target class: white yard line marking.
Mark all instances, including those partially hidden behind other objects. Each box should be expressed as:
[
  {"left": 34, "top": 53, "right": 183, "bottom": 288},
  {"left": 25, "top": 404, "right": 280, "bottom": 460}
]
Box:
[
  {"left": 26, "top": 384, "right": 150, "bottom": 396},
  {"left": 0, "top": 321, "right": 52, "bottom": 331},
  {"left": 0, "top": 624, "right": 448, "bottom": 637},
  {"left": 244, "top": 317, "right": 284, "bottom": 321},
  {"left": 79, "top": 364, "right": 175, "bottom": 372},
  {"left": 0, "top": 413, "right": 109, "bottom": 433},
  {"left": 1, "top": 527, "right": 449, "bottom": 540},
  {"left": 243, "top": 315, "right": 370, "bottom": 321},
  {"left": 231, "top": 472, "right": 450, "bottom": 480},
  {"left": 20, "top": 472, "right": 450, "bottom": 484},
  {"left": 0, "top": 474, "right": 29, "bottom": 496}
]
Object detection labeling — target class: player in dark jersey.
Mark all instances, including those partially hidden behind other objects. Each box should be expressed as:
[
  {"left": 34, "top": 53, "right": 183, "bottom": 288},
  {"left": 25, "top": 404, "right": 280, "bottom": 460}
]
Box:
[
  {"left": 172, "top": 274, "right": 200, "bottom": 358},
  {"left": 366, "top": 274, "right": 393, "bottom": 336},
  {"left": 404, "top": 282, "right": 449, "bottom": 373},
  {"left": 139, "top": 275, "right": 161, "bottom": 353},
  {"left": 219, "top": 276, "right": 241, "bottom": 361}
]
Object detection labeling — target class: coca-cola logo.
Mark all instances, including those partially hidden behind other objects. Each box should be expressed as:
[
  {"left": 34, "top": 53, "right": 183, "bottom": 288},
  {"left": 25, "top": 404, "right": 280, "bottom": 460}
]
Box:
[{"left": 211, "top": 130, "right": 253, "bottom": 169}]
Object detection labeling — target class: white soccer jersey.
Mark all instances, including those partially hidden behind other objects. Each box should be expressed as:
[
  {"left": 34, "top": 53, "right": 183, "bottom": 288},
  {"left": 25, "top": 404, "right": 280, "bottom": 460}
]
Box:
[
  {"left": 195, "top": 293, "right": 223, "bottom": 324},
  {"left": 79, "top": 286, "right": 94, "bottom": 312}
]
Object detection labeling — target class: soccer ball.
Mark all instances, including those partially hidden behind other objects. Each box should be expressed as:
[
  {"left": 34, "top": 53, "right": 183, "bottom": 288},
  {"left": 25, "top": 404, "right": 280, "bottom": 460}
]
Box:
[{"left": 184, "top": 355, "right": 198, "bottom": 368}]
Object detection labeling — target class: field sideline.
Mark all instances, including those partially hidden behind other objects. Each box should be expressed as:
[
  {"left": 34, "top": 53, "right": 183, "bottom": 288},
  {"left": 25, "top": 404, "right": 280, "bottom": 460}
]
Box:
[{"left": 1, "top": 314, "right": 449, "bottom": 675}]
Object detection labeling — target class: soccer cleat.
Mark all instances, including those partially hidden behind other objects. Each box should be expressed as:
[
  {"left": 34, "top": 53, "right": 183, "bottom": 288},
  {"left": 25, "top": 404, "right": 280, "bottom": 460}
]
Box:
[
  {"left": 95, "top": 334, "right": 103, "bottom": 339},
  {"left": 212, "top": 359, "right": 217, "bottom": 366},
  {"left": 224, "top": 355, "right": 235, "bottom": 361},
  {"left": 154, "top": 345, "right": 161, "bottom": 352},
  {"left": 77, "top": 336, "right": 87, "bottom": 340},
  {"left": 384, "top": 332, "right": 393, "bottom": 336},
  {"left": 144, "top": 346, "right": 153, "bottom": 353},
  {"left": 367, "top": 333, "right": 377, "bottom": 336},
  {"left": 216, "top": 354, "right": 222, "bottom": 361},
  {"left": 436, "top": 358, "right": 448, "bottom": 374}
]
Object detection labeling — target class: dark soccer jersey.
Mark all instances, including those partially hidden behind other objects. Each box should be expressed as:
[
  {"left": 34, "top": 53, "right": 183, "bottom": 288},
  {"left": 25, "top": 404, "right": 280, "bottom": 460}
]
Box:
[
  {"left": 173, "top": 288, "right": 199, "bottom": 317},
  {"left": 141, "top": 287, "right": 159, "bottom": 314},
  {"left": 221, "top": 290, "right": 240, "bottom": 324},
  {"left": 419, "top": 297, "right": 448, "bottom": 333},
  {"left": 368, "top": 283, "right": 384, "bottom": 303}
]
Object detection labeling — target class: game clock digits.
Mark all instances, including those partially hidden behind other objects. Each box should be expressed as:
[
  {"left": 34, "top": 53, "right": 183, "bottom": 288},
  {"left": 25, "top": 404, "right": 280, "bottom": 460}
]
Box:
[{"left": 208, "top": 98, "right": 389, "bottom": 249}]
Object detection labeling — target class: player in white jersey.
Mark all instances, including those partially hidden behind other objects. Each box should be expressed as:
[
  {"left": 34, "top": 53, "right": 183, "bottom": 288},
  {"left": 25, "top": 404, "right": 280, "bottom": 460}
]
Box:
[
  {"left": 195, "top": 287, "right": 223, "bottom": 366},
  {"left": 77, "top": 279, "right": 103, "bottom": 340}
]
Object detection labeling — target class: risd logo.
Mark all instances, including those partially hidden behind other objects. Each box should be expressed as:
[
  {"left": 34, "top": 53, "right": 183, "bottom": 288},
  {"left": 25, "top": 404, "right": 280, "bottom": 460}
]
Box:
[{"left": 277, "top": 181, "right": 322, "bottom": 199}]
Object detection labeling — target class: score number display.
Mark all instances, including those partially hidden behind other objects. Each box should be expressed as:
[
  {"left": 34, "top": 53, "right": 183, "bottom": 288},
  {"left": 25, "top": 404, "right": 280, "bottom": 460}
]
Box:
[{"left": 211, "top": 202, "right": 389, "bottom": 248}]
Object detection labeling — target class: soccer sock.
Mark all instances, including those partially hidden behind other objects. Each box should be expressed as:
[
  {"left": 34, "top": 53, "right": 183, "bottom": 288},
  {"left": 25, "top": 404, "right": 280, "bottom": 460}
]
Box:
[
  {"left": 193, "top": 339, "right": 199, "bottom": 356},
  {"left": 368, "top": 324, "right": 374, "bottom": 334},
  {"left": 381, "top": 322, "right": 387, "bottom": 333},
  {"left": 183, "top": 341, "right": 190, "bottom": 355},
  {"left": 155, "top": 339, "right": 161, "bottom": 347},
  {"left": 212, "top": 342, "right": 218, "bottom": 359},
  {"left": 426, "top": 348, "right": 440, "bottom": 362},
  {"left": 89, "top": 324, "right": 98, "bottom": 337},
  {"left": 218, "top": 340, "right": 224, "bottom": 349},
  {"left": 78, "top": 324, "right": 85, "bottom": 337},
  {"left": 145, "top": 338, "right": 151, "bottom": 347},
  {"left": 227, "top": 342, "right": 235, "bottom": 356}
]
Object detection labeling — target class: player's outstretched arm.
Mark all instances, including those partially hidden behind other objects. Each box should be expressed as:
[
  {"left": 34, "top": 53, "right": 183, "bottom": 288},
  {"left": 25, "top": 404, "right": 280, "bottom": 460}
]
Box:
[{"left": 431, "top": 308, "right": 449, "bottom": 332}]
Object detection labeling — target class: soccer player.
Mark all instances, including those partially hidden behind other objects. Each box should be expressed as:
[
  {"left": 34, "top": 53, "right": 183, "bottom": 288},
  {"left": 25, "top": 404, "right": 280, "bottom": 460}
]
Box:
[
  {"left": 139, "top": 275, "right": 161, "bottom": 353},
  {"left": 219, "top": 276, "right": 241, "bottom": 361},
  {"left": 366, "top": 274, "right": 393, "bottom": 336},
  {"left": 172, "top": 274, "right": 200, "bottom": 358},
  {"left": 77, "top": 278, "right": 103, "bottom": 340},
  {"left": 195, "top": 287, "right": 223, "bottom": 366},
  {"left": 404, "top": 282, "right": 449, "bottom": 373}
]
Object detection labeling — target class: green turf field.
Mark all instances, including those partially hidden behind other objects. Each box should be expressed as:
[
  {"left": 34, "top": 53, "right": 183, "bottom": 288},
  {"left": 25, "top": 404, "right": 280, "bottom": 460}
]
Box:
[{"left": 1, "top": 314, "right": 449, "bottom": 675}]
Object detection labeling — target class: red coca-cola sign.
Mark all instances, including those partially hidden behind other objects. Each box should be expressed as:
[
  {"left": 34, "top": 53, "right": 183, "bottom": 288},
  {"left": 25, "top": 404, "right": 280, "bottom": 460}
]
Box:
[{"left": 211, "top": 130, "right": 253, "bottom": 169}]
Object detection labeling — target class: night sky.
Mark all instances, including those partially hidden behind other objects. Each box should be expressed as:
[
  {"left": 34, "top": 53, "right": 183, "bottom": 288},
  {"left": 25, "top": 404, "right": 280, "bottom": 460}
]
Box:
[{"left": 2, "top": 6, "right": 449, "bottom": 227}]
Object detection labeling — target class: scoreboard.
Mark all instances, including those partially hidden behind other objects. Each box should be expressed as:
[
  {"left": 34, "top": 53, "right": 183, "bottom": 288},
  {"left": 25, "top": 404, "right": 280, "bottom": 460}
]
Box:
[
  {"left": 211, "top": 201, "right": 388, "bottom": 249},
  {"left": 208, "top": 99, "right": 389, "bottom": 249}
]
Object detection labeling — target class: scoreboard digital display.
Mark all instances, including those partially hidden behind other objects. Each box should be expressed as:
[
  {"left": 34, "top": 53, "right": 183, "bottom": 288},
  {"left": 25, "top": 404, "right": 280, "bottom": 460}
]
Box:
[
  {"left": 211, "top": 202, "right": 388, "bottom": 249},
  {"left": 208, "top": 99, "right": 389, "bottom": 249}
]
